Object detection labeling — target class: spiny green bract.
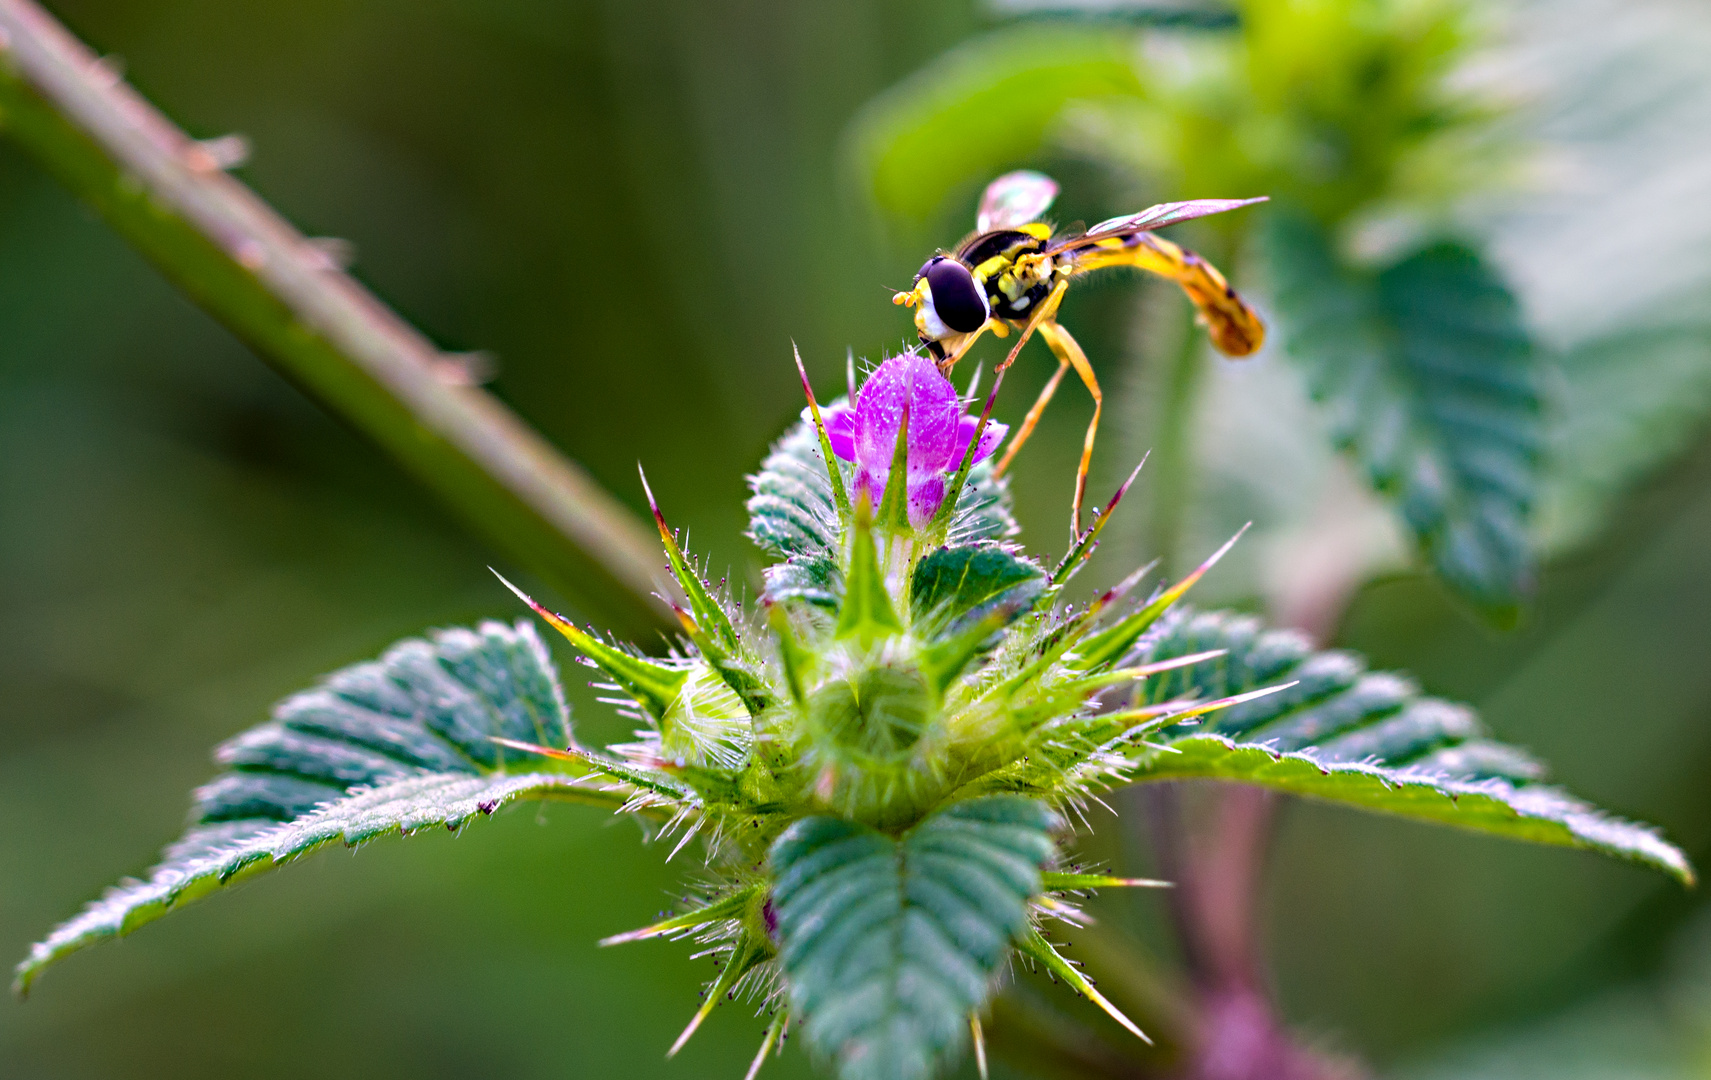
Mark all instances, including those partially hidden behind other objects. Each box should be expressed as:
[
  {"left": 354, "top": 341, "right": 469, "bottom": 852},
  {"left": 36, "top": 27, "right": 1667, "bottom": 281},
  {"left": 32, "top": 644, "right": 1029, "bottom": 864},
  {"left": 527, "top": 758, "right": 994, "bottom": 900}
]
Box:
[{"left": 17, "top": 361, "right": 1691, "bottom": 1080}]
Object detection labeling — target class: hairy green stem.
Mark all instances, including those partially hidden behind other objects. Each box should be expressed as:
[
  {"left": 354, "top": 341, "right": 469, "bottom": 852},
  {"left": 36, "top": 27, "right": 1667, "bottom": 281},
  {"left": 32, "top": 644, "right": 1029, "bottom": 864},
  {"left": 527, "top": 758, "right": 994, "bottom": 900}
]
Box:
[{"left": 0, "top": 0, "right": 668, "bottom": 637}]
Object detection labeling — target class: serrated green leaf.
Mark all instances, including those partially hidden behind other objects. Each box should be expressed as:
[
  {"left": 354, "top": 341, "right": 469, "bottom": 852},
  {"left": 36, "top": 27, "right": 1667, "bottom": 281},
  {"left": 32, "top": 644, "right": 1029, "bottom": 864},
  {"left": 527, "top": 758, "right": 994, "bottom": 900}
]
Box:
[
  {"left": 910, "top": 543, "right": 1046, "bottom": 642},
  {"left": 748, "top": 412, "right": 845, "bottom": 563},
  {"left": 1123, "top": 608, "right": 1692, "bottom": 883},
  {"left": 18, "top": 621, "right": 628, "bottom": 993},
  {"left": 770, "top": 797, "right": 1059, "bottom": 1080},
  {"left": 763, "top": 556, "right": 845, "bottom": 609},
  {"left": 1138, "top": 735, "right": 1690, "bottom": 882},
  {"left": 846, "top": 24, "right": 1141, "bottom": 229},
  {"left": 1266, "top": 214, "right": 1541, "bottom": 623}
]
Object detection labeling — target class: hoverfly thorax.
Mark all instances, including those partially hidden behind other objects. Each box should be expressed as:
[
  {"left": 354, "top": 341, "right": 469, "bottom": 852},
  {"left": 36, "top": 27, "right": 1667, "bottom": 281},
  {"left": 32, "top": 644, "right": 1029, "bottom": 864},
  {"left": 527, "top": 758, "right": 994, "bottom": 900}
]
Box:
[{"left": 957, "top": 225, "right": 1055, "bottom": 322}]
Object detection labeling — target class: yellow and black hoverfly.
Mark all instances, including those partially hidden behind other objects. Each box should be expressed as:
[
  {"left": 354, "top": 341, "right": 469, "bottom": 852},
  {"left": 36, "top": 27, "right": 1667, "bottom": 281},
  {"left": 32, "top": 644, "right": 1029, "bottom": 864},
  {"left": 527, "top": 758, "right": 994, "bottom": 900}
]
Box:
[{"left": 892, "top": 170, "right": 1266, "bottom": 532}]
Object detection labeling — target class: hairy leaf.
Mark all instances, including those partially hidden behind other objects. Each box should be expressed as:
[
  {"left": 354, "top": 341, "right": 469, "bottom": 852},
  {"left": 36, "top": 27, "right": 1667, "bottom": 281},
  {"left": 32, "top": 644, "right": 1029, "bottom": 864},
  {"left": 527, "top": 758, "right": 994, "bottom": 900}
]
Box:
[
  {"left": 748, "top": 416, "right": 843, "bottom": 563},
  {"left": 763, "top": 556, "right": 845, "bottom": 610},
  {"left": 910, "top": 544, "right": 1046, "bottom": 642},
  {"left": 17, "top": 621, "right": 623, "bottom": 993},
  {"left": 770, "top": 797, "right": 1058, "bottom": 1080},
  {"left": 1265, "top": 214, "right": 1542, "bottom": 624},
  {"left": 1128, "top": 609, "right": 1692, "bottom": 882}
]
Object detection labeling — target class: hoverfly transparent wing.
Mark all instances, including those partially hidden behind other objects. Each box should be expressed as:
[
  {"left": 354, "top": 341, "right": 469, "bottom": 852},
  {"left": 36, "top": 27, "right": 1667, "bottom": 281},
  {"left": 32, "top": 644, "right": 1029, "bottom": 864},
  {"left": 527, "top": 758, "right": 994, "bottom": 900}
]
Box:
[
  {"left": 977, "top": 170, "right": 1060, "bottom": 233},
  {"left": 1087, "top": 196, "right": 1268, "bottom": 237}
]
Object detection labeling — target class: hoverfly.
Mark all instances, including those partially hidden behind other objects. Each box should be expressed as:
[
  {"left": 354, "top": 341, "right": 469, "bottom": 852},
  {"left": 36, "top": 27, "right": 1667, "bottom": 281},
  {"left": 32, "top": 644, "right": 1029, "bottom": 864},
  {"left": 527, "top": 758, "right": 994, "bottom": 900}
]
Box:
[{"left": 892, "top": 171, "right": 1266, "bottom": 533}]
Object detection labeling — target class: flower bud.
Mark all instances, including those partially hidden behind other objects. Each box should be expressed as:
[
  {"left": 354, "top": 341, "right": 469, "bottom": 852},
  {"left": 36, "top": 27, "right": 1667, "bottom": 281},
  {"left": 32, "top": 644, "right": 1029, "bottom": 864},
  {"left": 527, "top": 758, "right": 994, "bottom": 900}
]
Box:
[{"left": 823, "top": 353, "right": 1007, "bottom": 529}]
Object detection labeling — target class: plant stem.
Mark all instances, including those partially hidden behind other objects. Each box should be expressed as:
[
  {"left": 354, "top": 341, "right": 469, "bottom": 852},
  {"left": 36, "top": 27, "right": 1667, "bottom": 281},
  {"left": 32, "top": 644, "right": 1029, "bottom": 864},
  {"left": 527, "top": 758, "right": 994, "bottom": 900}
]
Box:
[
  {"left": 1144, "top": 309, "right": 1206, "bottom": 579},
  {"left": 0, "top": 0, "right": 669, "bottom": 638}
]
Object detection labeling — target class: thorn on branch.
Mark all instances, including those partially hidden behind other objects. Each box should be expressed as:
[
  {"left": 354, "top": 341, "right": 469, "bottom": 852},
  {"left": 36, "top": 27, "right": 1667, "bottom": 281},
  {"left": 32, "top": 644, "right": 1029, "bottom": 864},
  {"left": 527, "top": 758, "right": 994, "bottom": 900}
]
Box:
[
  {"left": 431, "top": 350, "right": 498, "bottom": 386},
  {"left": 91, "top": 54, "right": 124, "bottom": 86},
  {"left": 186, "top": 133, "right": 250, "bottom": 173},
  {"left": 303, "top": 236, "right": 356, "bottom": 271},
  {"left": 233, "top": 239, "right": 265, "bottom": 271}
]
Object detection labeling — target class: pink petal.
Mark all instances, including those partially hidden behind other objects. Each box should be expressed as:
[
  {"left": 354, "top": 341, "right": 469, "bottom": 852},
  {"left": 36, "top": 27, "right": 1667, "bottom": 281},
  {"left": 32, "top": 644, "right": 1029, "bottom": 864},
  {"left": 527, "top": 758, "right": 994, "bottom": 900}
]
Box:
[
  {"left": 844, "top": 352, "right": 1006, "bottom": 528},
  {"left": 954, "top": 413, "right": 1010, "bottom": 465},
  {"left": 907, "top": 475, "right": 946, "bottom": 530},
  {"left": 822, "top": 405, "right": 856, "bottom": 461}
]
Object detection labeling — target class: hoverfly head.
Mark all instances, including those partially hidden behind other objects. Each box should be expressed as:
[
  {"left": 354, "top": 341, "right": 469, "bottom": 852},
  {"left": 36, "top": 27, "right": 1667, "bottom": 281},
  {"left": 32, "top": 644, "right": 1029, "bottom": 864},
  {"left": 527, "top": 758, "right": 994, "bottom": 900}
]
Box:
[{"left": 916, "top": 255, "right": 989, "bottom": 336}]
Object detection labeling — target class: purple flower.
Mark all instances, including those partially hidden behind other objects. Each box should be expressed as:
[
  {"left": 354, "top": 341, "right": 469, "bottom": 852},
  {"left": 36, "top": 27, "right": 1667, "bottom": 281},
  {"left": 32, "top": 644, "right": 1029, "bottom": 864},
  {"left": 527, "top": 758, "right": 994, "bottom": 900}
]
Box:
[{"left": 822, "top": 353, "right": 1007, "bottom": 529}]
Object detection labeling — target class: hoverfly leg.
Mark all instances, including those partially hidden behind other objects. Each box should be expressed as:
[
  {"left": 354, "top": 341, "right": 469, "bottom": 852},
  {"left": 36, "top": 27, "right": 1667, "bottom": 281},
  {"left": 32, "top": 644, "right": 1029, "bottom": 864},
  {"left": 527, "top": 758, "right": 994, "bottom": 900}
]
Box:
[
  {"left": 996, "top": 280, "right": 1069, "bottom": 374},
  {"left": 1037, "top": 319, "right": 1103, "bottom": 536},
  {"left": 939, "top": 321, "right": 994, "bottom": 374}
]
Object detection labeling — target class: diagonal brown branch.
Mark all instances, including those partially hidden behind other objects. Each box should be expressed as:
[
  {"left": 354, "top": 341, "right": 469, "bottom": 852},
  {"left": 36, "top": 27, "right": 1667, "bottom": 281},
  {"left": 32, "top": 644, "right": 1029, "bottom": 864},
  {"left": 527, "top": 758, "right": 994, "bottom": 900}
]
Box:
[{"left": 0, "top": 0, "right": 669, "bottom": 637}]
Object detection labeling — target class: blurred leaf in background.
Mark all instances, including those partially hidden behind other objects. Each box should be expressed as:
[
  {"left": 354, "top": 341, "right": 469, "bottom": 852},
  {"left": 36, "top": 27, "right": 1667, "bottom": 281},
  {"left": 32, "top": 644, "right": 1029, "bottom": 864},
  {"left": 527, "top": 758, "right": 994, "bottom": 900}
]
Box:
[{"left": 5, "top": 0, "right": 1711, "bottom": 1079}]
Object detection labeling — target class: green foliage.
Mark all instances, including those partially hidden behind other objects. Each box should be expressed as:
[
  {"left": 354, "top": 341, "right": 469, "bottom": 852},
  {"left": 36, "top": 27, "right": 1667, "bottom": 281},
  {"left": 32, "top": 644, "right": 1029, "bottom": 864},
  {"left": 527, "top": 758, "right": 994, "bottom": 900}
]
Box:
[
  {"left": 24, "top": 406, "right": 1690, "bottom": 1080},
  {"left": 847, "top": 24, "right": 1144, "bottom": 231},
  {"left": 910, "top": 544, "right": 1045, "bottom": 641},
  {"left": 771, "top": 798, "right": 1058, "bottom": 1080},
  {"left": 837, "top": 509, "right": 907, "bottom": 647},
  {"left": 1544, "top": 325, "right": 1711, "bottom": 550},
  {"left": 748, "top": 415, "right": 845, "bottom": 563},
  {"left": 1129, "top": 608, "right": 1691, "bottom": 881},
  {"left": 1265, "top": 214, "right": 1541, "bottom": 622},
  {"left": 14, "top": 621, "right": 618, "bottom": 994},
  {"left": 1154, "top": 0, "right": 1481, "bottom": 222}
]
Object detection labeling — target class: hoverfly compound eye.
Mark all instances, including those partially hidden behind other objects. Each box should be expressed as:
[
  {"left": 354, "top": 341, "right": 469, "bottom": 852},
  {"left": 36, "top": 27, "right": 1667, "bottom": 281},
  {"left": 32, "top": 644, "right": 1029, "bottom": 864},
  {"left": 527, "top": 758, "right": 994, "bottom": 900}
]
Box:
[
  {"left": 924, "top": 258, "right": 989, "bottom": 334},
  {"left": 915, "top": 255, "right": 943, "bottom": 284}
]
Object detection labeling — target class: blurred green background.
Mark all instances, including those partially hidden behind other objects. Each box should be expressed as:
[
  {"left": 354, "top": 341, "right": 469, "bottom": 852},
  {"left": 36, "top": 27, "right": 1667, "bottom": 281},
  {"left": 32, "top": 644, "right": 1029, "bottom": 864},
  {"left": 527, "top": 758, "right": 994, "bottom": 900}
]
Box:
[{"left": 3, "top": 0, "right": 1710, "bottom": 1077}]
